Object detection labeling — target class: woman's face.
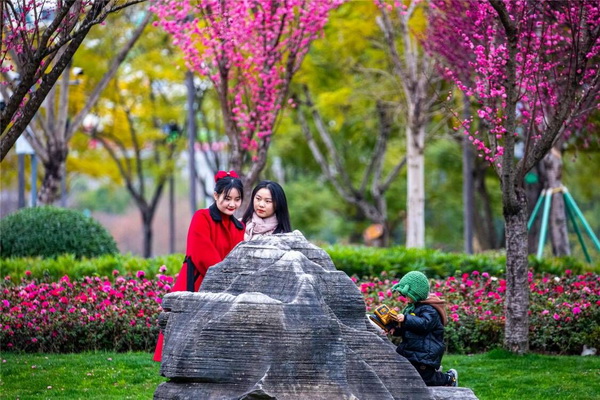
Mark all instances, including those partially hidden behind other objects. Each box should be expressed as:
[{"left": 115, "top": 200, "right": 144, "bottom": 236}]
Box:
[
  {"left": 213, "top": 188, "right": 242, "bottom": 216},
  {"left": 253, "top": 188, "right": 275, "bottom": 218}
]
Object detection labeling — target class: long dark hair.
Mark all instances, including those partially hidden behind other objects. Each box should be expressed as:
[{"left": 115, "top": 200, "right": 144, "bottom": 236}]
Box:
[{"left": 242, "top": 180, "right": 292, "bottom": 234}]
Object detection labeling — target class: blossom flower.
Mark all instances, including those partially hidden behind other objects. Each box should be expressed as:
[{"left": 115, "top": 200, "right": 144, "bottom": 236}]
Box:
[{"left": 2, "top": 265, "right": 598, "bottom": 354}]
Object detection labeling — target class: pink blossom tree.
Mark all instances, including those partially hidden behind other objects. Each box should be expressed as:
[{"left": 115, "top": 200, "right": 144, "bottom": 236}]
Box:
[
  {"left": 151, "top": 0, "right": 343, "bottom": 193},
  {"left": 0, "top": 0, "right": 145, "bottom": 161},
  {"left": 427, "top": 0, "right": 600, "bottom": 353}
]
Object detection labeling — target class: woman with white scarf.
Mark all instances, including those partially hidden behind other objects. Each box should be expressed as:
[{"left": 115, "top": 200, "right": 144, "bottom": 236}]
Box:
[{"left": 242, "top": 180, "right": 292, "bottom": 241}]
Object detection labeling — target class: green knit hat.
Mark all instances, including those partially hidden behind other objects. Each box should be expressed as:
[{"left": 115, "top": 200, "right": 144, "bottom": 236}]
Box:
[{"left": 392, "top": 271, "right": 430, "bottom": 302}]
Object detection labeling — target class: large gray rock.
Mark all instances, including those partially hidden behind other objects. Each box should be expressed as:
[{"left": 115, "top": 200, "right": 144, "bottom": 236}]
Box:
[{"left": 155, "top": 232, "right": 477, "bottom": 400}]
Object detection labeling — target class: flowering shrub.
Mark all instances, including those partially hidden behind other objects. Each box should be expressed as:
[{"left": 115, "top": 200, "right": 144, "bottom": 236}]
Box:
[
  {"left": 1, "top": 268, "right": 172, "bottom": 353},
  {"left": 357, "top": 270, "right": 600, "bottom": 354},
  {"left": 1, "top": 267, "right": 598, "bottom": 354},
  {"left": 528, "top": 270, "right": 600, "bottom": 354}
]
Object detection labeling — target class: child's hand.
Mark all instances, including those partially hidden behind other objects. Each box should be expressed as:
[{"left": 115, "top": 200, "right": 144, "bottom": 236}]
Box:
[{"left": 393, "top": 313, "right": 405, "bottom": 323}]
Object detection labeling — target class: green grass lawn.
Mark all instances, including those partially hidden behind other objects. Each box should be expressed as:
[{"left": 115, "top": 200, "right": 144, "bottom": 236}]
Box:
[
  {"left": 444, "top": 350, "right": 600, "bottom": 400},
  {"left": 0, "top": 349, "right": 598, "bottom": 399},
  {"left": 0, "top": 352, "right": 162, "bottom": 399}
]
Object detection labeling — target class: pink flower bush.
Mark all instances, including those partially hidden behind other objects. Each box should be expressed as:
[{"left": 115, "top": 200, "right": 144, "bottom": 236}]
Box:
[
  {"left": 359, "top": 270, "right": 600, "bottom": 354},
  {"left": 1, "top": 268, "right": 598, "bottom": 354},
  {"left": 1, "top": 273, "right": 173, "bottom": 352}
]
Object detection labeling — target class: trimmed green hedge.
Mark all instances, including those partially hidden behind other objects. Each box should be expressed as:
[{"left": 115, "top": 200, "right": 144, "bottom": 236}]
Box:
[
  {"left": 1, "top": 245, "right": 597, "bottom": 283},
  {"left": 0, "top": 253, "right": 183, "bottom": 283},
  {"left": 0, "top": 206, "right": 118, "bottom": 259},
  {"left": 324, "top": 245, "right": 598, "bottom": 278}
]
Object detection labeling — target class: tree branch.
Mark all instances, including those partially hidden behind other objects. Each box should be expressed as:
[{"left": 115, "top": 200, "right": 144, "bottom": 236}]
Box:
[{"left": 67, "top": 11, "right": 151, "bottom": 141}]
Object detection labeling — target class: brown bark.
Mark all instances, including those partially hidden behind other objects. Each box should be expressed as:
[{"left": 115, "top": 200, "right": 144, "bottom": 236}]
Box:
[
  {"left": 472, "top": 159, "right": 499, "bottom": 251},
  {"left": 525, "top": 163, "right": 544, "bottom": 254},
  {"left": 38, "top": 151, "right": 67, "bottom": 205},
  {"left": 489, "top": 0, "right": 528, "bottom": 355},
  {"left": 542, "top": 147, "right": 570, "bottom": 256},
  {"left": 503, "top": 187, "right": 530, "bottom": 354},
  {"left": 462, "top": 96, "right": 475, "bottom": 254},
  {"left": 139, "top": 204, "right": 159, "bottom": 259}
]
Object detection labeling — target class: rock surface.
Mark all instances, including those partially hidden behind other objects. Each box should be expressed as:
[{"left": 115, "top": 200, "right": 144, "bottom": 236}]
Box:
[{"left": 155, "top": 232, "right": 477, "bottom": 400}]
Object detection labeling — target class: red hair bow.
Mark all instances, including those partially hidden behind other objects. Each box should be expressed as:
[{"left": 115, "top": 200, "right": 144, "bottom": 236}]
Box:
[{"left": 214, "top": 170, "right": 239, "bottom": 182}]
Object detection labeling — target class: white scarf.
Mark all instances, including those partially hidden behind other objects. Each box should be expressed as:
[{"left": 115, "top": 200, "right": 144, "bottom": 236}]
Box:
[{"left": 245, "top": 212, "right": 279, "bottom": 241}]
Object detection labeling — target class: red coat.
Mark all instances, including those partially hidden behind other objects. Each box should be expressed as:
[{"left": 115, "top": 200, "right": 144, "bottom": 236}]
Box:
[{"left": 153, "top": 203, "right": 244, "bottom": 361}]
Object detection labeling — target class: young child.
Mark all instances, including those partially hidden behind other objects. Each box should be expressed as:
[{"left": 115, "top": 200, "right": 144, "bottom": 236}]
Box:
[
  {"left": 242, "top": 180, "right": 292, "bottom": 241},
  {"left": 388, "top": 271, "right": 458, "bottom": 387}
]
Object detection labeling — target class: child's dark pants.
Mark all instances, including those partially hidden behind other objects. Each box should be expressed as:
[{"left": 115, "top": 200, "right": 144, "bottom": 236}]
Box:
[{"left": 410, "top": 361, "right": 450, "bottom": 386}]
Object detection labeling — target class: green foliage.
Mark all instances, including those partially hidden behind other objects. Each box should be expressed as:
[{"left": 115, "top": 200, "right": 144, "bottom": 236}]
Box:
[
  {"left": 444, "top": 350, "right": 600, "bottom": 399},
  {"left": 528, "top": 256, "right": 599, "bottom": 275},
  {"left": 0, "top": 352, "right": 163, "bottom": 399},
  {"left": 3, "top": 246, "right": 596, "bottom": 284},
  {"left": 0, "top": 253, "right": 183, "bottom": 282},
  {"left": 0, "top": 351, "right": 599, "bottom": 399},
  {"left": 0, "top": 207, "right": 118, "bottom": 259},
  {"left": 444, "top": 317, "right": 504, "bottom": 354},
  {"left": 425, "top": 140, "right": 504, "bottom": 252},
  {"left": 284, "top": 176, "right": 356, "bottom": 244},
  {"left": 272, "top": 2, "right": 411, "bottom": 244},
  {"left": 528, "top": 272, "right": 600, "bottom": 354},
  {"left": 71, "top": 178, "right": 132, "bottom": 214},
  {"left": 326, "top": 245, "right": 598, "bottom": 278},
  {"left": 326, "top": 245, "right": 504, "bottom": 278}
]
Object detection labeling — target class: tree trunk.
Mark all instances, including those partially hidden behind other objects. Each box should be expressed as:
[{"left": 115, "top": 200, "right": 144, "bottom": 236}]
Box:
[
  {"left": 186, "top": 69, "right": 198, "bottom": 215},
  {"left": 472, "top": 159, "right": 499, "bottom": 251},
  {"left": 375, "top": 6, "right": 435, "bottom": 249},
  {"left": 141, "top": 208, "right": 153, "bottom": 258},
  {"left": 462, "top": 96, "right": 475, "bottom": 254},
  {"left": 405, "top": 121, "right": 425, "bottom": 248},
  {"left": 542, "top": 147, "right": 570, "bottom": 256},
  {"left": 503, "top": 186, "right": 530, "bottom": 354},
  {"left": 38, "top": 149, "right": 67, "bottom": 205},
  {"left": 381, "top": 224, "right": 390, "bottom": 247},
  {"left": 525, "top": 163, "right": 544, "bottom": 254}
]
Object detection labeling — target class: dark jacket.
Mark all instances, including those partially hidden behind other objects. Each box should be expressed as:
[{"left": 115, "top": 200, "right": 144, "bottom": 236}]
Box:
[{"left": 393, "top": 296, "right": 447, "bottom": 368}]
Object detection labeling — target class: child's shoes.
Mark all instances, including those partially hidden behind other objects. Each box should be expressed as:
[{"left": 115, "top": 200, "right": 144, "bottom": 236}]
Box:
[{"left": 446, "top": 369, "right": 458, "bottom": 387}]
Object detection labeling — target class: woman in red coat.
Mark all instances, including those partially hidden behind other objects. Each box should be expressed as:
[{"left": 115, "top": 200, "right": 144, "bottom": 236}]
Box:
[{"left": 153, "top": 170, "right": 245, "bottom": 362}]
